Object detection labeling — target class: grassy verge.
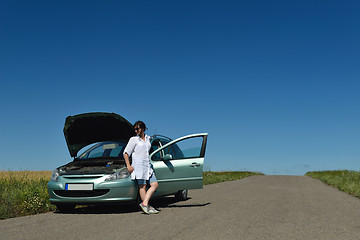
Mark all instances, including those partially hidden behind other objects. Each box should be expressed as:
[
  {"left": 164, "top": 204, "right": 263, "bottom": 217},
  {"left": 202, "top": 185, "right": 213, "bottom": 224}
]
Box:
[
  {"left": 0, "top": 171, "right": 56, "bottom": 220},
  {"left": 305, "top": 170, "right": 360, "bottom": 198},
  {"left": 0, "top": 170, "right": 262, "bottom": 220},
  {"left": 203, "top": 171, "right": 264, "bottom": 185}
]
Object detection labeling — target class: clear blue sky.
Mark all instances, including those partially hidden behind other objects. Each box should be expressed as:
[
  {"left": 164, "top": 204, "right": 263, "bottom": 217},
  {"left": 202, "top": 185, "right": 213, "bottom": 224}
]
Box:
[{"left": 1, "top": 0, "right": 359, "bottom": 175}]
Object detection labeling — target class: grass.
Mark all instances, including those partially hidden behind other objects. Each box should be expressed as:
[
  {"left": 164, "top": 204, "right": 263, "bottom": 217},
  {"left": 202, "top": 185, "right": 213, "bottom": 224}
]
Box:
[
  {"left": 0, "top": 171, "right": 56, "bottom": 220},
  {"left": 306, "top": 170, "right": 360, "bottom": 198},
  {"left": 203, "top": 171, "right": 264, "bottom": 185},
  {"left": 0, "top": 170, "right": 262, "bottom": 220}
]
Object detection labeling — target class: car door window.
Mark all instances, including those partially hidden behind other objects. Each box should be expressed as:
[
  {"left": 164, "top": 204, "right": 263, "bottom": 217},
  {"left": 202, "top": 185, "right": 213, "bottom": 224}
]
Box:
[
  {"left": 160, "top": 140, "right": 179, "bottom": 159},
  {"left": 176, "top": 137, "right": 203, "bottom": 158},
  {"left": 163, "top": 143, "right": 184, "bottom": 159},
  {"left": 150, "top": 140, "right": 162, "bottom": 160},
  {"left": 158, "top": 135, "right": 204, "bottom": 160}
]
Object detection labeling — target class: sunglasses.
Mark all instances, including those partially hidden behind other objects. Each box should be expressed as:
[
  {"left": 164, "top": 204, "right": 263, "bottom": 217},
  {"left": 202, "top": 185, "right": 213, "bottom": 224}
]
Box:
[{"left": 134, "top": 127, "right": 141, "bottom": 131}]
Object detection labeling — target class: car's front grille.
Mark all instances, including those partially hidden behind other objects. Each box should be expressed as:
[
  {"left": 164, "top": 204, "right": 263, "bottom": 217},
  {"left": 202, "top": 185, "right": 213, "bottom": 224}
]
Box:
[
  {"left": 53, "top": 189, "right": 110, "bottom": 197},
  {"left": 62, "top": 176, "right": 104, "bottom": 179}
]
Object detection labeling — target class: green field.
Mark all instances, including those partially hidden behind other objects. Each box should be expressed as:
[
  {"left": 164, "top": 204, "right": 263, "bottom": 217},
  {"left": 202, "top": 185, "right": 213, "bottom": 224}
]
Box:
[
  {"left": 203, "top": 171, "right": 263, "bottom": 185},
  {"left": 306, "top": 170, "right": 360, "bottom": 198},
  {"left": 0, "top": 170, "right": 262, "bottom": 220},
  {"left": 0, "top": 171, "right": 55, "bottom": 220}
]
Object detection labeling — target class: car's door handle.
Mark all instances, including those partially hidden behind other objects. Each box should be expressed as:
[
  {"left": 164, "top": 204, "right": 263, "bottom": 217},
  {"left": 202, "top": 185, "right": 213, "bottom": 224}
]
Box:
[{"left": 189, "top": 162, "right": 200, "bottom": 167}]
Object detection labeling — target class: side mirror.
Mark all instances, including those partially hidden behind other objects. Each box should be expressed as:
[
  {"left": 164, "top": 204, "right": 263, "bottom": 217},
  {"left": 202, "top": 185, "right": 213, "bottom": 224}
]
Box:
[{"left": 162, "top": 154, "right": 172, "bottom": 161}]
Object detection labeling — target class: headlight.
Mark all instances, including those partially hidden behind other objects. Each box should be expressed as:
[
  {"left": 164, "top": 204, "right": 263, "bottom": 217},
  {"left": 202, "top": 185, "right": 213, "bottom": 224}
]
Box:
[
  {"left": 50, "top": 169, "right": 59, "bottom": 182},
  {"left": 105, "top": 168, "right": 130, "bottom": 181}
]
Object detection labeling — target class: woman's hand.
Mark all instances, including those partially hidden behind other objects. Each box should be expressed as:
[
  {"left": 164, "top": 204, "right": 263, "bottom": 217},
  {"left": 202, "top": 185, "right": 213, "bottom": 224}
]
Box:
[{"left": 127, "top": 166, "right": 134, "bottom": 173}]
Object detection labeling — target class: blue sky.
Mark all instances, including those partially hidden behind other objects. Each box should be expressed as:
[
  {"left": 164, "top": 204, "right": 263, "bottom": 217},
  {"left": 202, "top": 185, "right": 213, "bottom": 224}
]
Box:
[{"left": 1, "top": 0, "right": 359, "bottom": 175}]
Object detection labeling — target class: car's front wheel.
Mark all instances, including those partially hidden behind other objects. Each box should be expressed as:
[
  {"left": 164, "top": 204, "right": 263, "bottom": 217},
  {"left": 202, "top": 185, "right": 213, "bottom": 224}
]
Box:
[{"left": 175, "top": 190, "right": 188, "bottom": 201}]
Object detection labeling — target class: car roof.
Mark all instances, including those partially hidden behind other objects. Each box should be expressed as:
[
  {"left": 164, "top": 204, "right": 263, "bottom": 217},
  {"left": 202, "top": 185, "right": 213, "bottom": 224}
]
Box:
[{"left": 151, "top": 134, "right": 172, "bottom": 142}]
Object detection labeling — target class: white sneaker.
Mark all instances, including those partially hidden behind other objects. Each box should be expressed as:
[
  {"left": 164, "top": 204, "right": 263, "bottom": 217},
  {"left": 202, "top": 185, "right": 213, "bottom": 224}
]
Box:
[
  {"left": 139, "top": 202, "right": 150, "bottom": 214},
  {"left": 148, "top": 205, "right": 159, "bottom": 214}
]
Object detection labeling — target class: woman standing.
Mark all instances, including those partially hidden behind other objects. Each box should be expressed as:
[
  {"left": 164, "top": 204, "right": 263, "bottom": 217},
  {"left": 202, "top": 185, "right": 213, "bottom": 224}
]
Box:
[{"left": 124, "top": 121, "right": 159, "bottom": 214}]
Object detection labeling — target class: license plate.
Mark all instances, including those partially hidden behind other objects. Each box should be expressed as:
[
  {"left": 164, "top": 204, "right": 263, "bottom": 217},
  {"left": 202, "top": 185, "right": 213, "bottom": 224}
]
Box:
[{"left": 65, "top": 183, "right": 93, "bottom": 191}]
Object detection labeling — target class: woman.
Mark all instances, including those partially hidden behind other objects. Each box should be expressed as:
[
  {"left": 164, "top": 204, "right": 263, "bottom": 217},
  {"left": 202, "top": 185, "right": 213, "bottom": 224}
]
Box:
[{"left": 124, "top": 121, "right": 159, "bottom": 214}]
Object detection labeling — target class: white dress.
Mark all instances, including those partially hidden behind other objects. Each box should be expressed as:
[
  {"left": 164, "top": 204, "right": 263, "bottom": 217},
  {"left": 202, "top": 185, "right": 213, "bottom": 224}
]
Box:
[{"left": 123, "top": 135, "right": 153, "bottom": 180}]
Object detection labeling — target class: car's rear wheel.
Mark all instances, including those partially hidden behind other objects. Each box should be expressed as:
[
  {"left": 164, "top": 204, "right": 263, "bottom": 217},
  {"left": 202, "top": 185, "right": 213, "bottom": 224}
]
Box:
[
  {"left": 55, "top": 204, "right": 76, "bottom": 212},
  {"left": 175, "top": 190, "right": 188, "bottom": 201}
]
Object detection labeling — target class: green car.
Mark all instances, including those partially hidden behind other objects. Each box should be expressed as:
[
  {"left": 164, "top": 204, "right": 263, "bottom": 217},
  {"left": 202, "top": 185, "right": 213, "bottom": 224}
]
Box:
[{"left": 47, "top": 112, "right": 208, "bottom": 211}]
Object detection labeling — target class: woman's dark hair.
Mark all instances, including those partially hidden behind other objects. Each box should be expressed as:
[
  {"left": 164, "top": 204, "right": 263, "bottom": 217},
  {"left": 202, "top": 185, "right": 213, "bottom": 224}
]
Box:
[{"left": 134, "top": 121, "right": 146, "bottom": 130}]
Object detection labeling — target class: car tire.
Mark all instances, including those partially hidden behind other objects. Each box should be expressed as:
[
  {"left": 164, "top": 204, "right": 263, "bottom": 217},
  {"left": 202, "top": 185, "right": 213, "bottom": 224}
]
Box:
[
  {"left": 136, "top": 191, "right": 142, "bottom": 204},
  {"left": 175, "top": 190, "right": 188, "bottom": 201},
  {"left": 55, "top": 204, "right": 76, "bottom": 212}
]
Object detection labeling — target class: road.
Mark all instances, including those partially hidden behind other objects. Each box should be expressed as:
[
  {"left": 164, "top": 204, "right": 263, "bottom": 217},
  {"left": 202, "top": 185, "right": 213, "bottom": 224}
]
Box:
[{"left": 1, "top": 175, "right": 360, "bottom": 240}]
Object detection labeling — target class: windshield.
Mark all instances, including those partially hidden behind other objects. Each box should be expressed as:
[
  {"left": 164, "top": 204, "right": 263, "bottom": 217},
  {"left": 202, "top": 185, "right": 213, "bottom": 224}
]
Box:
[{"left": 77, "top": 141, "right": 127, "bottom": 160}]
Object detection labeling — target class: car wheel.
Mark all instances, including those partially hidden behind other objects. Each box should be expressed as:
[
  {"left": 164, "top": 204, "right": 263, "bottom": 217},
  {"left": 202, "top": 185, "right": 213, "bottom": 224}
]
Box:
[
  {"left": 136, "top": 191, "right": 142, "bottom": 204},
  {"left": 55, "top": 204, "right": 76, "bottom": 212},
  {"left": 175, "top": 190, "right": 188, "bottom": 201}
]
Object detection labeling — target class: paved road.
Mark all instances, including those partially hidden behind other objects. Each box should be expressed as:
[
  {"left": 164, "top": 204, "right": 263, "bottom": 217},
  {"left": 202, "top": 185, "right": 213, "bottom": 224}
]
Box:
[{"left": 1, "top": 175, "right": 360, "bottom": 240}]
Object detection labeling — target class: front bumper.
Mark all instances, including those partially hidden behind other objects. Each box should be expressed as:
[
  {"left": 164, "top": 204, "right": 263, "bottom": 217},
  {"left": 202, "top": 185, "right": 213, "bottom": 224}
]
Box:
[{"left": 47, "top": 175, "right": 138, "bottom": 204}]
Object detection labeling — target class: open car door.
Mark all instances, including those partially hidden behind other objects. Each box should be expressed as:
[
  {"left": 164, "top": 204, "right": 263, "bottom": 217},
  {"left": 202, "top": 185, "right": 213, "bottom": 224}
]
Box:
[{"left": 150, "top": 133, "right": 208, "bottom": 194}]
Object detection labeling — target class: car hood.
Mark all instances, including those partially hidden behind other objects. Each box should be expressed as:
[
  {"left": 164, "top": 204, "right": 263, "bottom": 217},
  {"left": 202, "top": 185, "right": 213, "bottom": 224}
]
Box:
[{"left": 63, "top": 112, "right": 134, "bottom": 157}]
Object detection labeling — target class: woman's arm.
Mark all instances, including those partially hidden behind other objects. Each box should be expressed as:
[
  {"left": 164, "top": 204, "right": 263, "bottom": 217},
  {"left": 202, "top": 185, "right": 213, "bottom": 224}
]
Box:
[
  {"left": 124, "top": 152, "right": 134, "bottom": 173},
  {"left": 123, "top": 138, "right": 136, "bottom": 173}
]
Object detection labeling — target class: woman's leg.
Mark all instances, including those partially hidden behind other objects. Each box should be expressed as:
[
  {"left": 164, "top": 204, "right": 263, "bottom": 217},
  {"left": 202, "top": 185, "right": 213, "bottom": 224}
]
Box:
[
  {"left": 138, "top": 184, "right": 146, "bottom": 202},
  {"left": 142, "top": 181, "right": 159, "bottom": 206}
]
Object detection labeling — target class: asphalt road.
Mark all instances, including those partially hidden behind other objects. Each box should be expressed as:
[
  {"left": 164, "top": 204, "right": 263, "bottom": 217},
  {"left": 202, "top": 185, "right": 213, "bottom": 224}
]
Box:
[{"left": 1, "top": 175, "right": 360, "bottom": 240}]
